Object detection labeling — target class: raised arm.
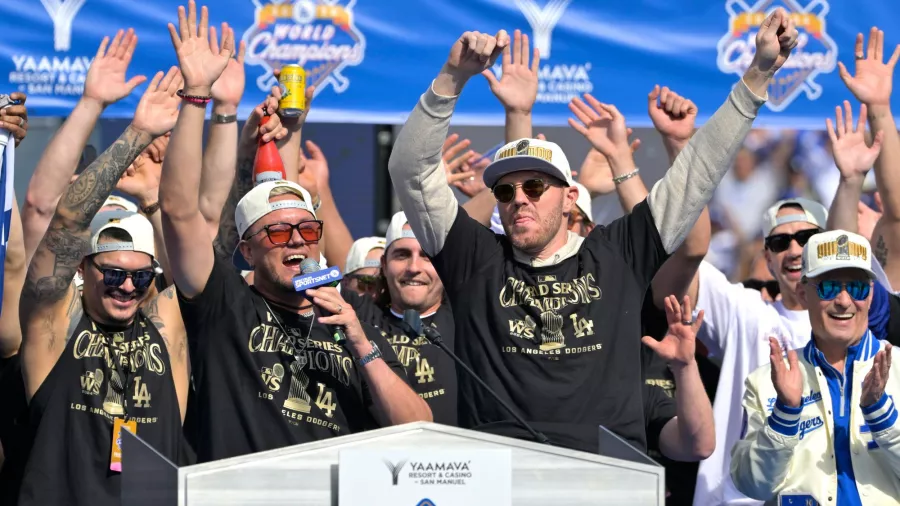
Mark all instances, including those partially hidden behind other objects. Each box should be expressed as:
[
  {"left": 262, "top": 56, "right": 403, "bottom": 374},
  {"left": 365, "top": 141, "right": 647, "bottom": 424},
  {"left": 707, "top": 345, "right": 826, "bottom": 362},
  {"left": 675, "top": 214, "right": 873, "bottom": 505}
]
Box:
[
  {"left": 160, "top": 1, "right": 234, "bottom": 297},
  {"left": 19, "top": 69, "right": 181, "bottom": 399},
  {"left": 200, "top": 34, "right": 247, "bottom": 239},
  {"left": 644, "top": 296, "right": 715, "bottom": 461},
  {"left": 388, "top": 30, "right": 509, "bottom": 257},
  {"left": 22, "top": 31, "right": 146, "bottom": 265},
  {"left": 826, "top": 101, "right": 884, "bottom": 233},
  {"left": 645, "top": 10, "right": 795, "bottom": 253},
  {"left": 482, "top": 29, "right": 539, "bottom": 143},
  {"left": 839, "top": 28, "right": 900, "bottom": 285},
  {"left": 300, "top": 141, "right": 354, "bottom": 270},
  {"left": 0, "top": 196, "right": 25, "bottom": 358}
]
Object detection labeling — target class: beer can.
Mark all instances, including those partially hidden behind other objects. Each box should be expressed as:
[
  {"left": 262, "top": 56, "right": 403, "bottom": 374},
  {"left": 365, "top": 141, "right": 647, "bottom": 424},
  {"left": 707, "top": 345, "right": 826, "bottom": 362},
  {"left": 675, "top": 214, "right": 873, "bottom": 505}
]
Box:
[{"left": 278, "top": 64, "right": 306, "bottom": 116}]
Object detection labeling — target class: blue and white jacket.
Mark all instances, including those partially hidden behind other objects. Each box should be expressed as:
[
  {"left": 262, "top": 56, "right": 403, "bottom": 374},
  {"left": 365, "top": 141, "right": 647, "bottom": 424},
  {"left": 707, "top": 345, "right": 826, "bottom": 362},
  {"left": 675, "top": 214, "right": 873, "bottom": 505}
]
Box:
[{"left": 731, "top": 331, "right": 900, "bottom": 505}]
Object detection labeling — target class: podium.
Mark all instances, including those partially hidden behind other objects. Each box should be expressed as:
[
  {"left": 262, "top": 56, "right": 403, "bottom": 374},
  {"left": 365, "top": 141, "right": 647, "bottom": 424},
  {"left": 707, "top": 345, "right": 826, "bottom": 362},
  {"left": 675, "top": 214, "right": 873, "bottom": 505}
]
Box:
[{"left": 122, "top": 422, "right": 665, "bottom": 505}]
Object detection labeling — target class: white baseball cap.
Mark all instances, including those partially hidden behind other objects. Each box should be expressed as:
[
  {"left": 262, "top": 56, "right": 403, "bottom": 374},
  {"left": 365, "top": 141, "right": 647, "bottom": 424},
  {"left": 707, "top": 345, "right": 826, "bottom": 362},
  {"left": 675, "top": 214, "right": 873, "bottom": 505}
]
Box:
[
  {"left": 89, "top": 210, "right": 156, "bottom": 259},
  {"left": 762, "top": 197, "right": 827, "bottom": 237},
  {"left": 385, "top": 212, "right": 418, "bottom": 248},
  {"left": 233, "top": 180, "right": 317, "bottom": 270},
  {"left": 482, "top": 138, "right": 574, "bottom": 188},
  {"left": 802, "top": 230, "right": 875, "bottom": 282},
  {"left": 573, "top": 182, "right": 593, "bottom": 224},
  {"left": 346, "top": 236, "right": 386, "bottom": 274},
  {"left": 102, "top": 195, "right": 139, "bottom": 213}
]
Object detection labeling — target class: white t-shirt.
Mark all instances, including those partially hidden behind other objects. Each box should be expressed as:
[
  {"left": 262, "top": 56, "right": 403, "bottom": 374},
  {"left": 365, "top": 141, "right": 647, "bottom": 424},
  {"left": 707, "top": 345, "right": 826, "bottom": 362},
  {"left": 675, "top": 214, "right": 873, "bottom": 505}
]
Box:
[{"left": 692, "top": 260, "right": 893, "bottom": 506}]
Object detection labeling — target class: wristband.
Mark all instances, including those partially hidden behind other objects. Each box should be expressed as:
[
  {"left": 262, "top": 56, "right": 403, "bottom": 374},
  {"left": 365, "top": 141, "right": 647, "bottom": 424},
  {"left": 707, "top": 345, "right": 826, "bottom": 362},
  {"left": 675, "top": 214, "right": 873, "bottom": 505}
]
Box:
[
  {"left": 613, "top": 168, "right": 640, "bottom": 185},
  {"left": 176, "top": 89, "right": 212, "bottom": 106},
  {"left": 212, "top": 113, "right": 237, "bottom": 124},
  {"left": 140, "top": 202, "right": 160, "bottom": 216}
]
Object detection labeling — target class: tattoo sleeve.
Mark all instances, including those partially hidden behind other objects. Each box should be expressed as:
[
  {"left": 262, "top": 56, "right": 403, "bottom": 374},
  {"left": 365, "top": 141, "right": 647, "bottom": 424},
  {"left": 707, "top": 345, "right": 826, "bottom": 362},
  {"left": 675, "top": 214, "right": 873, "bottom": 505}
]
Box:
[
  {"left": 213, "top": 142, "right": 256, "bottom": 264},
  {"left": 22, "top": 125, "right": 153, "bottom": 313},
  {"left": 143, "top": 285, "right": 184, "bottom": 360}
]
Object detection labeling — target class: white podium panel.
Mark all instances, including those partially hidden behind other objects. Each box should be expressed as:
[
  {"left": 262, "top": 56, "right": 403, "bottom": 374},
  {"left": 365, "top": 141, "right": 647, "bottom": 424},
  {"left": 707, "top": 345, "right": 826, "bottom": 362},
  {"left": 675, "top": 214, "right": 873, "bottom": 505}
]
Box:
[{"left": 122, "top": 422, "right": 665, "bottom": 506}]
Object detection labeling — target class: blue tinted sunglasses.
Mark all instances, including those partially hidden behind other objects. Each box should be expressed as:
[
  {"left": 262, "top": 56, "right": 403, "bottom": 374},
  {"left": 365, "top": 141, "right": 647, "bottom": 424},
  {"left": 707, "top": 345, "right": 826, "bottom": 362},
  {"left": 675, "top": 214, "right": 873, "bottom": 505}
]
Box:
[{"left": 813, "top": 280, "right": 871, "bottom": 301}]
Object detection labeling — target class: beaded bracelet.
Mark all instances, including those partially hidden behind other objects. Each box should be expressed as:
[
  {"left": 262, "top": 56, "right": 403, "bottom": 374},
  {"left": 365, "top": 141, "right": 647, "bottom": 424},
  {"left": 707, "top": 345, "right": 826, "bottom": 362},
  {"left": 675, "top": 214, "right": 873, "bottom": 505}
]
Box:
[{"left": 176, "top": 89, "right": 212, "bottom": 106}]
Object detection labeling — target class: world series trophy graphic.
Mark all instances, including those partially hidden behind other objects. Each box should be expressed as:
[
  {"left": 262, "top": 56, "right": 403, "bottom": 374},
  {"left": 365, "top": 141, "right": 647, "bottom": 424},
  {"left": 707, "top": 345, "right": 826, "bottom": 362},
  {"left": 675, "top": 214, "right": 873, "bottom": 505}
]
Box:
[
  {"left": 539, "top": 310, "right": 565, "bottom": 351},
  {"left": 283, "top": 360, "right": 312, "bottom": 413},
  {"left": 103, "top": 368, "right": 125, "bottom": 416}
]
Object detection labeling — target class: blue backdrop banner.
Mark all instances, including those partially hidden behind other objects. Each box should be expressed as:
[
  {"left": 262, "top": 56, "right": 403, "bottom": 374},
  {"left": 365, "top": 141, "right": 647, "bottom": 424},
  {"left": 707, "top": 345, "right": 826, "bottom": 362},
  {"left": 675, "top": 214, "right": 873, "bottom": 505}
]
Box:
[{"left": 2, "top": 0, "right": 898, "bottom": 128}]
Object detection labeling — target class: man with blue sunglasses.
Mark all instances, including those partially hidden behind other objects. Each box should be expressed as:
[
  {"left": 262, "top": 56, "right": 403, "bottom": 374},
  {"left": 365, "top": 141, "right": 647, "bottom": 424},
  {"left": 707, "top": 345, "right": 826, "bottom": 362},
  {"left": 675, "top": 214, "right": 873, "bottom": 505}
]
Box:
[{"left": 733, "top": 229, "right": 900, "bottom": 504}]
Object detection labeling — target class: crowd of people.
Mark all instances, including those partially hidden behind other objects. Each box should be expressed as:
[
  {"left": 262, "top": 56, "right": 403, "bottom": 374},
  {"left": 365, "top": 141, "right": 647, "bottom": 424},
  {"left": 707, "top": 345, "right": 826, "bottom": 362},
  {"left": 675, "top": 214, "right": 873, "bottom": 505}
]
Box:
[{"left": 0, "top": 2, "right": 899, "bottom": 505}]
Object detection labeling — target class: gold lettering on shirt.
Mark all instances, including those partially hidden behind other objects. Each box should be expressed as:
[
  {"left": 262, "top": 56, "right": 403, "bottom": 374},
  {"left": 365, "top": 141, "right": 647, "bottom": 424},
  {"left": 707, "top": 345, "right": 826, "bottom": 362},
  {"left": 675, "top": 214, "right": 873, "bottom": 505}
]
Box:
[{"left": 80, "top": 369, "right": 104, "bottom": 395}]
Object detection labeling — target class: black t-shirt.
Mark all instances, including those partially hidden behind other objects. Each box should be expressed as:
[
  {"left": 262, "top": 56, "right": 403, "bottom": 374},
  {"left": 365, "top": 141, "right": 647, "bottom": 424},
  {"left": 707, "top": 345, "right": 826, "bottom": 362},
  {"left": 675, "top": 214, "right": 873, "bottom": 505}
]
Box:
[
  {"left": 18, "top": 313, "right": 182, "bottom": 506},
  {"left": 432, "top": 202, "right": 669, "bottom": 454},
  {"left": 179, "top": 257, "right": 410, "bottom": 463},
  {"left": 344, "top": 290, "right": 457, "bottom": 426},
  {"left": 0, "top": 354, "right": 30, "bottom": 505}
]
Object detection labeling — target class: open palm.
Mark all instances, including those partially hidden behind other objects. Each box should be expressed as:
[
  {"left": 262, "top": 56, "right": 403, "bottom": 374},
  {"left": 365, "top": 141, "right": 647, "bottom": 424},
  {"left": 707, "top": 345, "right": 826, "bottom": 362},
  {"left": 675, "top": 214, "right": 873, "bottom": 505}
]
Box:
[
  {"left": 838, "top": 28, "right": 900, "bottom": 107},
  {"left": 167, "top": 1, "right": 233, "bottom": 91},
  {"left": 132, "top": 67, "right": 183, "bottom": 137},
  {"left": 482, "top": 29, "right": 539, "bottom": 114},
  {"left": 568, "top": 94, "right": 629, "bottom": 157},
  {"left": 83, "top": 29, "right": 147, "bottom": 106},
  {"left": 642, "top": 295, "right": 703, "bottom": 367},
  {"left": 827, "top": 101, "right": 884, "bottom": 178},
  {"left": 210, "top": 30, "right": 246, "bottom": 106},
  {"left": 117, "top": 155, "right": 161, "bottom": 201}
]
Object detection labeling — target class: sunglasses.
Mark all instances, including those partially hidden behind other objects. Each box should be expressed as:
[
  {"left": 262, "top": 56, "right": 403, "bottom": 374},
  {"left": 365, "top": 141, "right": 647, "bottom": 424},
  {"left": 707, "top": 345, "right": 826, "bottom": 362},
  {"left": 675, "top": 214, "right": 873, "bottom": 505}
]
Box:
[
  {"left": 764, "top": 229, "right": 820, "bottom": 253},
  {"left": 813, "top": 279, "right": 871, "bottom": 301},
  {"left": 492, "top": 178, "right": 552, "bottom": 204},
  {"left": 347, "top": 273, "right": 380, "bottom": 290},
  {"left": 89, "top": 257, "right": 156, "bottom": 290},
  {"left": 247, "top": 220, "right": 324, "bottom": 245}
]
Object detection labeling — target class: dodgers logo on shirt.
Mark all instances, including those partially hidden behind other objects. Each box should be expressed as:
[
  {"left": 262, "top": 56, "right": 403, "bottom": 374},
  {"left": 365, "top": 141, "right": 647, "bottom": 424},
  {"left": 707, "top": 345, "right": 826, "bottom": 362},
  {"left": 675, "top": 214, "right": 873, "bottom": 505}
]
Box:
[
  {"left": 9, "top": 0, "right": 92, "bottom": 97},
  {"left": 243, "top": 0, "right": 366, "bottom": 98},
  {"left": 716, "top": 0, "right": 837, "bottom": 112},
  {"left": 798, "top": 415, "right": 824, "bottom": 439}
]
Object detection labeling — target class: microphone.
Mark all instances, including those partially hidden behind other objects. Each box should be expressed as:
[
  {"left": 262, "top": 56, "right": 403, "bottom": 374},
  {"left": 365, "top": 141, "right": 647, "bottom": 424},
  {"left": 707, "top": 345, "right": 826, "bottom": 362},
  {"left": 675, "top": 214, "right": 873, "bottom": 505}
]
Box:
[
  {"left": 295, "top": 258, "right": 346, "bottom": 342},
  {"left": 401, "top": 310, "right": 551, "bottom": 446}
]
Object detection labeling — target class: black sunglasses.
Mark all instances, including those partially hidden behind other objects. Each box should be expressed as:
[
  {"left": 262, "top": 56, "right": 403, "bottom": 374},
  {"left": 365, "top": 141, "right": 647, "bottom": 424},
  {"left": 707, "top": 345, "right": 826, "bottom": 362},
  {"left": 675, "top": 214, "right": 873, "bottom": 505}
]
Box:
[
  {"left": 347, "top": 273, "right": 380, "bottom": 291},
  {"left": 246, "top": 220, "right": 324, "bottom": 245},
  {"left": 88, "top": 257, "right": 156, "bottom": 290},
  {"left": 492, "top": 178, "right": 553, "bottom": 204},
  {"left": 764, "top": 229, "right": 821, "bottom": 253}
]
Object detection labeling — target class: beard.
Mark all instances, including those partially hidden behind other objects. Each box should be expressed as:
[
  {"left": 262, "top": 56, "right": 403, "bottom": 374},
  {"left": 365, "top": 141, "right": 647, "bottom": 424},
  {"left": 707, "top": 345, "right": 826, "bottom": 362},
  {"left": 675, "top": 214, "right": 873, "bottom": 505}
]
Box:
[{"left": 503, "top": 204, "right": 564, "bottom": 254}]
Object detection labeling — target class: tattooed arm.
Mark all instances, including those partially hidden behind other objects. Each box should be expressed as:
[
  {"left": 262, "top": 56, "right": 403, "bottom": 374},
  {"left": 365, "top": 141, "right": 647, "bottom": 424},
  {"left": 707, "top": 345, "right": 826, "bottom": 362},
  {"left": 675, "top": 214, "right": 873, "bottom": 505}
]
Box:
[
  {"left": 19, "top": 126, "right": 153, "bottom": 400},
  {"left": 142, "top": 285, "right": 189, "bottom": 421},
  {"left": 19, "top": 67, "right": 182, "bottom": 401},
  {"left": 213, "top": 138, "right": 255, "bottom": 262}
]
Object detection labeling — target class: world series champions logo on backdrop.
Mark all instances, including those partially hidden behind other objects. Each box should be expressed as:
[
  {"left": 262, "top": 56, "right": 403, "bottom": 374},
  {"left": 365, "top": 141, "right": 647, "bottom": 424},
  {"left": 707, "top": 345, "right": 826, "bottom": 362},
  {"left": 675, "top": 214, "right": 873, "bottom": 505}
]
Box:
[
  {"left": 8, "top": 0, "right": 92, "bottom": 97},
  {"left": 243, "top": 0, "right": 366, "bottom": 98},
  {"left": 717, "top": 0, "right": 837, "bottom": 112},
  {"left": 489, "top": 0, "right": 594, "bottom": 105}
]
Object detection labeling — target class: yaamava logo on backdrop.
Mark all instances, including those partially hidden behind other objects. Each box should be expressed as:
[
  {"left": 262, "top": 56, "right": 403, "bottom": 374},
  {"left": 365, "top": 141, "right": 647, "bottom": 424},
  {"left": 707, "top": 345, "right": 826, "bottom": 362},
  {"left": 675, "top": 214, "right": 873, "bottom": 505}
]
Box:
[
  {"left": 717, "top": 0, "right": 837, "bottom": 112},
  {"left": 243, "top": 0, "right": 366, "bottom": 99},
  {"left": 9, "top": 0, "right": 92, "bottom": 97},
  {"left": 491, "top": 0, "right": 593, "bottom": 105}
]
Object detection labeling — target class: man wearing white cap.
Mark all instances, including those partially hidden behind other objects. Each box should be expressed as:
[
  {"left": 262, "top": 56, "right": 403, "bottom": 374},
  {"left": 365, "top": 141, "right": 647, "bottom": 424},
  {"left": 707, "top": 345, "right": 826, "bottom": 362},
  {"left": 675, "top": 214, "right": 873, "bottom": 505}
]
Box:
[
  {"left": 343, "top": 212, "right": 457, "bottom": 425},
  {"left": 158, "top": 11, "right": 430, "bottom": 462},
  {"left": 732, "top": 230, "right": 900, "bottom": 505},
  {"left": 687, "top": 198, "right": 900, "bottom": 506},
  {"left": 389, "top": 14, "right": 797, "bottom": 452},
  {"left": 343, "top": 236, "right": 386, "bottom": 297},
  {"left": 17, "top": 64, "right": 188, "bottom": 504}
]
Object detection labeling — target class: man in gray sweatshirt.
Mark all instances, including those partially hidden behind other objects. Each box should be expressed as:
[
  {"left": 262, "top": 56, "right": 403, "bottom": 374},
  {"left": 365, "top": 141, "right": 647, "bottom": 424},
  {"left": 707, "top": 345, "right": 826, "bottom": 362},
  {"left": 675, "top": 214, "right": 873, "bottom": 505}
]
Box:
[{"left": 388, "top": 10, "right": 798, "bottom": 453}]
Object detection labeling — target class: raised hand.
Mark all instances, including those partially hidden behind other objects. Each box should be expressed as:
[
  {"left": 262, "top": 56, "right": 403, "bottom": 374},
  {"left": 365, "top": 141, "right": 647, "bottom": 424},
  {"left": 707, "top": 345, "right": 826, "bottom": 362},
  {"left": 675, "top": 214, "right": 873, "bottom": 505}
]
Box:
[
  {"left": 482, "top": 29, "right": 539, "bottom": 114},
  {"left": 116, "top": 135, "right": 169, "bottom": 206},
  {"left": 209, "top": 26, "right": 247, "bottom": 107},
  {"left": 131, "top": 66, "right": 183, "bottom": 137},
  {"left": 769, "top": 337, "right": 803, "bottom": 408},
  {"left": 752, "top": 8, "right": 799, "bottom": 75},
  {"left": 568, "top": 94, "right": 631, "bottom": 158},
  {"left": 83, "top": 29, "right": 147, "bottom": 107},
  {"left": 452, "top": 152, "right": 490, "bottom": 198},
  {"left": 441, "top": 134, "right": 477, "bottom": 185},
  {"left": 858, "top": 199, "right": 882, "bottom": 242},
  {"left": 642, "top": 295, "right": 704, "bottom": 368},
  {"left": 648, "top": 85, "right": 697, "bottom": 147},
  {"left": 438, "top": 30, "right": 509, "bottom": 95},
  {"left": 861, "top": 343, "right": 892, "bottom": 407},
  {"left": 0, "top": 92, "right": 28, "bottom": 146},
  {"left": 839, "top": 27, "right": 900, "bottom": 107},
  {"left": 298, "top": 140, "right": 327, "bottom": 199},
  {"left": 167, "top": 0, "right": 234, "bottom": 95},
  {"left": 576, "top": 131, "right": 641, "bottom": 197},
  {"left": 827, "top": 101, "right": 884, "bottom": 180},
  {"left": 239, "top": 93, "right": 283, "bottom": 146}
]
